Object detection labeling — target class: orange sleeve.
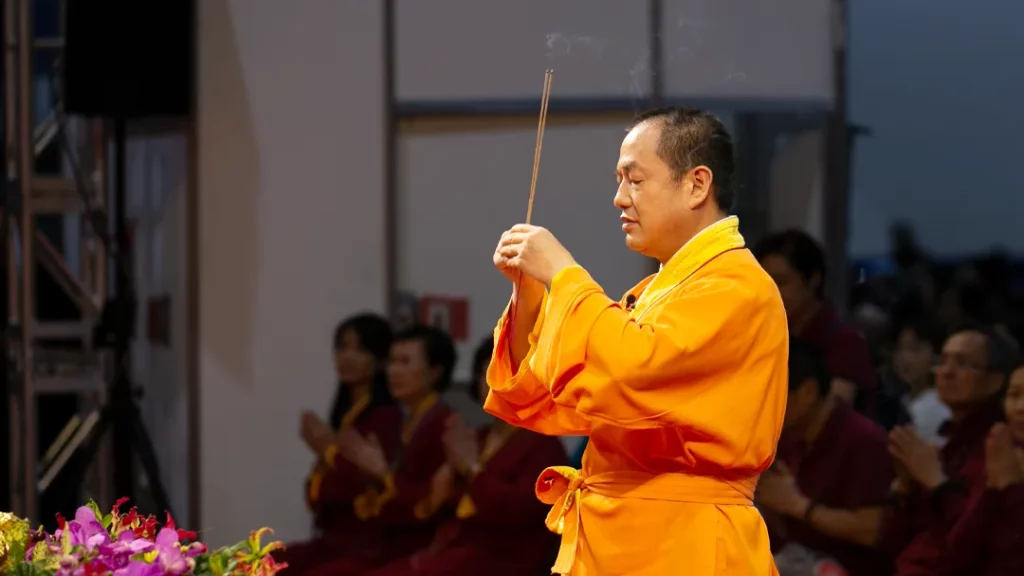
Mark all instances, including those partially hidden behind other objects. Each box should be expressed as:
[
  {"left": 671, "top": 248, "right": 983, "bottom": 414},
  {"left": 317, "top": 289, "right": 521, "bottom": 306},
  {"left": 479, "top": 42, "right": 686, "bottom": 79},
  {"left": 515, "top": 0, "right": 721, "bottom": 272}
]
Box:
[
  {"left": 484, "top": 295, "right": 591, "bottom": 436},
  {"left": 533, "top": 264, "right": 787, "bottom": 440}
]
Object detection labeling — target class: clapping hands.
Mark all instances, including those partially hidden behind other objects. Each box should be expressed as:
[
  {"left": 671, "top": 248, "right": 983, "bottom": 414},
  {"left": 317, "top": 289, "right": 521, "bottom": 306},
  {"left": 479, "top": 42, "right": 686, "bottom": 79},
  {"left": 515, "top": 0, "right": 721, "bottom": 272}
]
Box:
[
  {"left": 337, "top": 427, "right": 389, "bottom": 480},
  {"left": 985, "top": 423, "right": 1024, "bottom": 489},
  {"left": 443, "top": 414, "right": 480, "bottom": 475},
  {"left": 889, "top": 426, "right": 946, "bottom": 490}
]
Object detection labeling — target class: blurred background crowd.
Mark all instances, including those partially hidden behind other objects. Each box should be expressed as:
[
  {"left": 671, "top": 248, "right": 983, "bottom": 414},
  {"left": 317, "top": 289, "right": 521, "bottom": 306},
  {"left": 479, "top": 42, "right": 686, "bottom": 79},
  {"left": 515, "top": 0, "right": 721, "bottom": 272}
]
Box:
[{"left": 2, "top": 0, "right": 1022, "bottom": 575}]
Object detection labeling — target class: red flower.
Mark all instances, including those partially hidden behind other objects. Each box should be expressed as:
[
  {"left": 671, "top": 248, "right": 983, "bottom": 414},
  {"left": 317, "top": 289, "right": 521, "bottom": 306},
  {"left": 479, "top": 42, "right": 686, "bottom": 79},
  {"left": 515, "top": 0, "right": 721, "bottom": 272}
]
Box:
[
  {"left": 55, "top": 513, "right": 66, "bottom": 531},
  {"left": 164, "top": 511, "right": 197, "bottom": 541},
  {"left": 83, "top": 558, "right": 108, "bottom": 576}
]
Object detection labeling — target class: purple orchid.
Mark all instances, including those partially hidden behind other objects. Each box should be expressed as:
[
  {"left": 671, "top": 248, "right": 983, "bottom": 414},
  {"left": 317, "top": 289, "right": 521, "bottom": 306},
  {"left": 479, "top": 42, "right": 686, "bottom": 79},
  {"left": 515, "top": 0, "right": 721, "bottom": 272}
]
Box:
[
  {"left": 6, "top": 497, "right": 288, "bottom": 575},
  {"left": 68, "top": 506, "right": 112, "bottom": 550},
  {"left": 151, "top": 527, "right": 191, "bottom": 575},
  {"left": 117, "top": 559, "right": 165, "bottom": 576},
  {"left": 98, "top": 530, "right": 156, "bottom": 570}
]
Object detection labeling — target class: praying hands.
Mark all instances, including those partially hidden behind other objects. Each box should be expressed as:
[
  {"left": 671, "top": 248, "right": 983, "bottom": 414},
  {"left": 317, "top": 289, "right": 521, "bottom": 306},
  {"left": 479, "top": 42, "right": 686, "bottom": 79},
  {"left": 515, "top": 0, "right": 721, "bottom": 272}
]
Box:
[
  {"left": 889, "top": 425, "right": 946, "bottom": 490},
  {"left": 985, "top": 423, "right": 1024, "bottom": 489},
  {"left": 336, "top": 427, "right": 389, "bottom": 480}
]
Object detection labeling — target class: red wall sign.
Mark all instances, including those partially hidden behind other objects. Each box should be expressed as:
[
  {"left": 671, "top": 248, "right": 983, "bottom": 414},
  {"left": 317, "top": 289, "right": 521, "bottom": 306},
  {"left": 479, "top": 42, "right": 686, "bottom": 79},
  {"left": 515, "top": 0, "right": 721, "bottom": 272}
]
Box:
[{"left": 418, "top": 295, "right": 469, "bottom": 342}]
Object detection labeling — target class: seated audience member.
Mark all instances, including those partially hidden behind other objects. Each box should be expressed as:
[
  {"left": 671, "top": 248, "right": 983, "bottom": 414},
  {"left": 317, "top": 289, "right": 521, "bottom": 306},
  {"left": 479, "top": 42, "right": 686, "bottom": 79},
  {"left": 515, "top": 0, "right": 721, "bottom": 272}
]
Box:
[
  {"left": 891, "top": 314, "right": 950, "bottom": 444},
  {"left": 883, "top": 326, "right": 1014, "bottom": 575},
  {"left": 364, "top": 336, "right": 566, "bottom": 575},
  {"left": 280, "top": 313, "right": 402, "bottom": 575},
  {"left": 310, "top": 325, "right": 457, "bottom": 576},
  {"left": 940, "top": 361, "right": 1024, "bottom": 575},
  {"left": 755, "top": 230, "right": 878, "bottom": 415},
  {"left": 756, "top": 339, "right": 893, "bottom": 576}
]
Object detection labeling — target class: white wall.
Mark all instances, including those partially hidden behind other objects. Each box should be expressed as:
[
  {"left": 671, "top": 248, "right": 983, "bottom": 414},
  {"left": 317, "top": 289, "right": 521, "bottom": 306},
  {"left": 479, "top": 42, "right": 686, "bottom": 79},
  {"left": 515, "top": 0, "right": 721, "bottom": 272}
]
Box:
[
  {"left": 125, "top": 131, "right": 192, "bottom": 525},
  {"left": 397, "top": 125, "right": 651, "bottom": 381},
  {"left": 396, "top": 0, "right": 833, "bottom": 106},
  {"left": 197, "top": 0, "right": 387, "bottom": 546},
  {"left": 661, "top": 0, "right": 833, "bottom": 103},
  {"left": 769, "top": 129, "right": 825, "bottom": 242},
  {"left": 396, "top": 0, "right": 652, "bottom": 102}
]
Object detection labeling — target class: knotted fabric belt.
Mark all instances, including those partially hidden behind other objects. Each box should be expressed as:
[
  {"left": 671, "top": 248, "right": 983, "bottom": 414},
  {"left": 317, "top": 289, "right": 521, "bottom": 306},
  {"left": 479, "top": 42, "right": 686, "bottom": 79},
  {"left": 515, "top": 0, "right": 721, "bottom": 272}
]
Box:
[{"left": 535, "top": 466, "right": 758, "bottom": 575}]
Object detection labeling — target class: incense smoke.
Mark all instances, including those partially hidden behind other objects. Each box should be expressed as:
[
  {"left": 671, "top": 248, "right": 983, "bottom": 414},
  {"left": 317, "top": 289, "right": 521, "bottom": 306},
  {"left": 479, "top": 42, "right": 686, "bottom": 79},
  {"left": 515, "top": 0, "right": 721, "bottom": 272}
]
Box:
[
  {"left": 545, "top": 33, "right": 606, "bottom": 59},
  {"left": 629, "top": 57, "right": 649, "bottom": 108}
]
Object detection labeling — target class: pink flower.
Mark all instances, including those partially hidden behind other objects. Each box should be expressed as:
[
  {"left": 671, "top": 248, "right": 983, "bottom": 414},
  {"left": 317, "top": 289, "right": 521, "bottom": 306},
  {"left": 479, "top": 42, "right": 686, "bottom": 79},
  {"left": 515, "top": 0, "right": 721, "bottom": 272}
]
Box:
[
  {"left": 152, "top": 527, "right": 190, "bottom": 575},
  {"left": 98, "top": 531, "right": 155, "bottom": 569},
  {"left": 69, "top": 506, "right": 111, "bottom": 550}
]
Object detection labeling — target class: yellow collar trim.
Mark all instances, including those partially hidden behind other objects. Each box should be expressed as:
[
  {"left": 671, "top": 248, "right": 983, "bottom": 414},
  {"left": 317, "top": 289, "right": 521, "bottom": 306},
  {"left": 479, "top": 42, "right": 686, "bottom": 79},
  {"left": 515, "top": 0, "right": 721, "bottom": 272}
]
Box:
[{"left": 632, "top": 216, "right": 746, "bottom": 320}]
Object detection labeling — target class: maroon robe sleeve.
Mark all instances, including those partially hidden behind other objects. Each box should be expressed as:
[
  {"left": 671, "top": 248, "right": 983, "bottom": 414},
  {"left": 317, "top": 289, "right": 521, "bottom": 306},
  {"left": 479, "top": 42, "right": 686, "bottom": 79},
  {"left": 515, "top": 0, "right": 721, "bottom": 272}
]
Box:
[
  {"left": 881, "top": 491, "right": 921, "bottom": 555},
  {"left": 839, "top": 426, "right": 894, "bottom": 509},
  {"left": 926, "top": 453, "right": 984, "bottom": 528},
  {"left": 942, "top": 482, "right": 1024, "bottom": 574},
  {"left": 999, "top": 483, "right": 1024, "bottom": 535},
  {"left": 375, "top": 405, "right": 451, "bottom": 526},
  {"left": 993, "top": 484, "right": 1024, "bottom": 573},
  {"left": 941, "top": 482, "right": 997, "bottom": 573},
  {"left": 926, "top": 482, "right": 970, "bottom": 527},
  {"left": 319, "top": 406, "right": 403, "bottom": 506},
  {"left": 462, "top": 434, "right": 566, "bottom": 528},
  {"left": 316, "top": 460, "right": 360, "bottom": 508}
]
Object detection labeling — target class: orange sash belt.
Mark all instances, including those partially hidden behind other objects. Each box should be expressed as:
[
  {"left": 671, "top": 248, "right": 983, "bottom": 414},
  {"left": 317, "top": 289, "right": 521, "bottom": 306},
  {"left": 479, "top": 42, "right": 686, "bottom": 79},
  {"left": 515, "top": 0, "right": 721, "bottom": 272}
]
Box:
[{"left": 535, "top": 466, "right": 758, "bottom": 575}]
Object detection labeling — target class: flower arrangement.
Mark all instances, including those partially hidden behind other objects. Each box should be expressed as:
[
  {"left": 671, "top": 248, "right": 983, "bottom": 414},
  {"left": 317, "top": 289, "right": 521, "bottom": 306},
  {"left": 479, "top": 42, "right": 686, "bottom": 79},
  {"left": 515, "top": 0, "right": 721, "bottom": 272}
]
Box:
[{"left": 0, "top": 498, "right": 287, "bottom": 575}]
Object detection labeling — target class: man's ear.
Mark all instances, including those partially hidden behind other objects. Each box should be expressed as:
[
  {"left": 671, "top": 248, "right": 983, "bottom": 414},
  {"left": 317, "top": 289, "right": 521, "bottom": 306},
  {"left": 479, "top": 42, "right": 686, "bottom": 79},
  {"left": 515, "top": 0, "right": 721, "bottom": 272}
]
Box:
[{"left": 685, "top": 165, "right": 713, "bottom": 209}]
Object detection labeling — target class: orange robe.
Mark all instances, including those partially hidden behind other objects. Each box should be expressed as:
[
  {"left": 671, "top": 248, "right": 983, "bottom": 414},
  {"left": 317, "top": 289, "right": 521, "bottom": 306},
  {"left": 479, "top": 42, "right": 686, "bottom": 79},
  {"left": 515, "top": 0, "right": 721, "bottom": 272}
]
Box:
[{"left": 485, "top": 216, "right": 789, "bottom": 575}]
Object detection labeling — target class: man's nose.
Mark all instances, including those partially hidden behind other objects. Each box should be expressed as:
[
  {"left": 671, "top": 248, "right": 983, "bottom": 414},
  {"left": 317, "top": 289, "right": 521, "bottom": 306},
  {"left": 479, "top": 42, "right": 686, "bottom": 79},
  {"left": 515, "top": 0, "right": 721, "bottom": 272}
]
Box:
[{"left": 613, "top": 184, "right": 630, "bottom": 210}]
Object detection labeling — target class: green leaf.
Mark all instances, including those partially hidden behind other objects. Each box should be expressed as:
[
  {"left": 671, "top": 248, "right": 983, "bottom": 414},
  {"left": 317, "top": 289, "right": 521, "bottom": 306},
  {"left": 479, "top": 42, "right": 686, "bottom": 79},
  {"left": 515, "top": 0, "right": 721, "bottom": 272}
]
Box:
[
  {"left": 101, "top": 513, "right": 113, "bottom": 529},
  {"left": 11, "top": 563, "right": 57, "bottom": 576},
  {"left": 210, "top": 554, "right": 226, "bottom": 576},
  {"left": 60, "top": 528, "right": 71, "bottom": 555},
  {"left": 84, "top": 500, "right": 103, "bottom": 521}
]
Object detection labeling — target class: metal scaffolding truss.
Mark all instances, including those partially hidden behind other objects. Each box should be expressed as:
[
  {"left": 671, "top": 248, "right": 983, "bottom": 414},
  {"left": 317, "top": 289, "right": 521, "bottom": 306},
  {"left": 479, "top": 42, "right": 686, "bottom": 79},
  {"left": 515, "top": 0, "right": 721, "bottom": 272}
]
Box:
[{"left": 4, "top": 0, "right": 109, "bottom": 522}]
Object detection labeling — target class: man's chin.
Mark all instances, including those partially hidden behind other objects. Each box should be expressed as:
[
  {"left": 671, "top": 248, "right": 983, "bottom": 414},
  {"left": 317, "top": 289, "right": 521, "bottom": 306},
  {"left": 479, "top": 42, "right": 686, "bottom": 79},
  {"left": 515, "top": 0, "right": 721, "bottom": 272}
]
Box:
[{"left": 624, "top": 233, "right": 645, "bottom": 253}]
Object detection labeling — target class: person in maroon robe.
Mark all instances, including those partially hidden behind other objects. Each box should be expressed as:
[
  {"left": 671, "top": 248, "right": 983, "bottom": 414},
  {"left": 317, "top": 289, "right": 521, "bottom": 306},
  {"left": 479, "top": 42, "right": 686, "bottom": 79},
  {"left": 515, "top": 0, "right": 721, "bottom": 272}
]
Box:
[
  {"left": 755, "top": 339, "right": 893, "bottom": 576},
  {"left": 308, "top": 325, "right": 458, "bottom": 576},
  {"left": 882, "top": 326, "right": 1014, "bottom": 575},
  {"left": 756, "top": 230, "right": 878, "bottom": 416},
  {"left": 362, "top": 336, "right": 567, "bottom": 576},
  {"left": 279, "top": 314, "right": 403, "bottom": 575},
  {"left": 939, "top": 362, "right": 1024, "bottom": 575}
]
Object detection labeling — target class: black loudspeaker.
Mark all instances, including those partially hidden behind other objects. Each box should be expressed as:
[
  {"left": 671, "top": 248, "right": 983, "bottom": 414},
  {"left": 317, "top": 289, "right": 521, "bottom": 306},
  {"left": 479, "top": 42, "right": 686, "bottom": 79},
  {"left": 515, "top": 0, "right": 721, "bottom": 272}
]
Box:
[{"left": 64, "top": 0, "right": 193, "bottom": 118}]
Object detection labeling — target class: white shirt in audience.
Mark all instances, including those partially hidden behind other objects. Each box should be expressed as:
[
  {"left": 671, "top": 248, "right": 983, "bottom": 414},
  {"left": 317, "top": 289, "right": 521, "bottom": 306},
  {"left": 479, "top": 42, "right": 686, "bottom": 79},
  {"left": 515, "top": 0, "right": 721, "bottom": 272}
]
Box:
[{"left": 908, "top": 388, "right": 951, "bottom": 446}]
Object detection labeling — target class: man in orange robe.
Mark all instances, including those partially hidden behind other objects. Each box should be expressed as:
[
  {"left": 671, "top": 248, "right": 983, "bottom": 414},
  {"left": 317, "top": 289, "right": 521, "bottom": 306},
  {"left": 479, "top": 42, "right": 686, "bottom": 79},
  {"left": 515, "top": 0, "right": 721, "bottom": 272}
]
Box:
[{"left": 486, "top": 107, "right": 789, "bottom": 575}]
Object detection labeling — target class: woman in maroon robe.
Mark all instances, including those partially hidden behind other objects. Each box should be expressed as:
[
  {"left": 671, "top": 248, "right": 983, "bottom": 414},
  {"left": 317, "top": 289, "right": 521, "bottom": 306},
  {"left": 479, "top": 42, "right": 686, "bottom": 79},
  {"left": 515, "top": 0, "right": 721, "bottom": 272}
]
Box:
[
  {"left": 277, "top": 314, "right": 403, "bottom": 575},
  {"left": 308, "top": 325, "right": 458, "bottom": 576},
  {"left": 362, "top": 336, "right": 567, "bottom": 576},
  {"left": 941, "top": 362, "right": 1024, "bottom": 575}
]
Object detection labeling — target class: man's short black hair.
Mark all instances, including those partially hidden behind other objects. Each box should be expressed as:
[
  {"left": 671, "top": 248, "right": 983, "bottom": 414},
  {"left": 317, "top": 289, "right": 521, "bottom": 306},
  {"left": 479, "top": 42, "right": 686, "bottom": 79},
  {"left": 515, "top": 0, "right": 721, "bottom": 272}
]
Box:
[
  {"left": 948, "top": 323, "right": 1019, "bottom": 380},
  {"left": 789, "top": 338, "right": 831, "bottom": 397},
  {"left": 754, "top": 229, "right": 828, "bottom": 297},
  {"left": 393, "top": 324, "right": 457, "bottom": 393},
  {"left": 628, "top": 107, "right": 736, "bottom": 213}
]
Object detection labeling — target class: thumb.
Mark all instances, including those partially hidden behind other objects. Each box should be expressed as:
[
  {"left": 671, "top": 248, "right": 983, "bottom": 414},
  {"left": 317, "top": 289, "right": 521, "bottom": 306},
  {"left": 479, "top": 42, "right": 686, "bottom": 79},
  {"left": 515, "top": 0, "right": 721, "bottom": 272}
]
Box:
[{"left": 366, "top": 433, "right": 381, "bottom": 448}]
